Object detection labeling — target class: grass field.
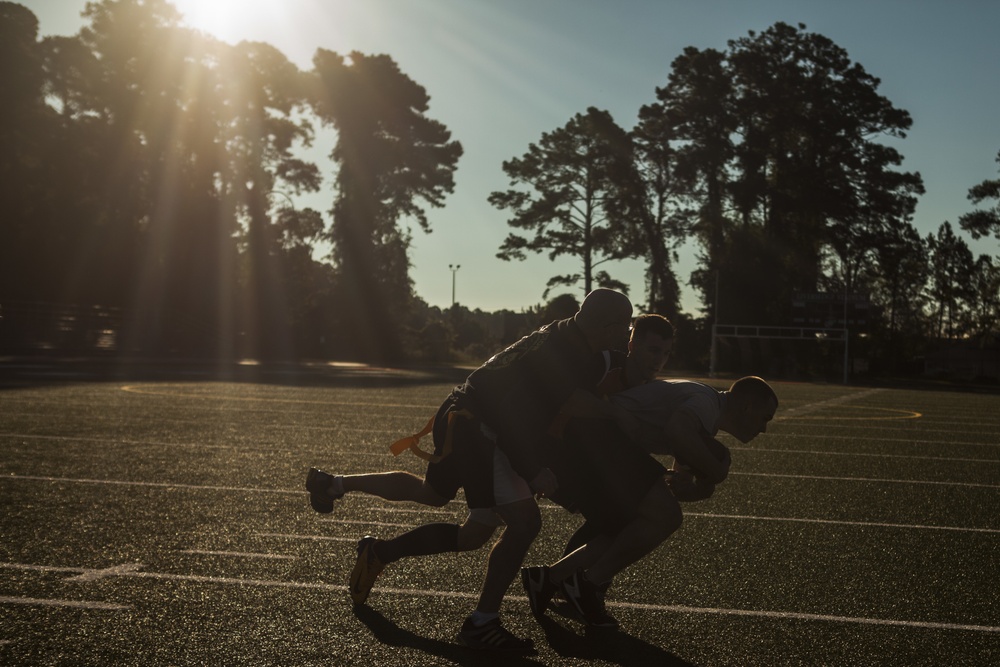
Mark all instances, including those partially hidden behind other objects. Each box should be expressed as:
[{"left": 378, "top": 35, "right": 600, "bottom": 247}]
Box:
[{"left": 1, "top": 361, "right": 998, "bottom": 666}]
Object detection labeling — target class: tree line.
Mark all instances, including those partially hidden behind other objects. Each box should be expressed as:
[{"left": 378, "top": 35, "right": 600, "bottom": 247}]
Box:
[{"left": 1, "top": 2, "right": 998, "bottom": 376}]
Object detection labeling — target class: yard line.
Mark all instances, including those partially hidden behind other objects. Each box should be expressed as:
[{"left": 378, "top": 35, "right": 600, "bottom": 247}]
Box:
[
  {"left": 0, "top": 432, "right": 243, "bottom": 451},
  {"left": 775, "top": 388, "right": 886, "bottom": 420},
  {"left": 611, "top": 600, "right": 1000, "bottom": 634},
  {"left": 684, "top": 512, "right": 1000, "bottom": 534},
  {"left": 0, "top": 595, "right": 129, "bottom": 611},
  {"left": 764, "top": 432, "right": 1000, "bottom": 449},
  {"left": 318, "top": 519, "right": 417, "bottom": 529},
  {"left": 258, "top": 533, "right": 358, "bottom": 542},
  {"left": 1, "top": 474, "right": 301, "bottom": 496},
  {"left": 732, "top": 446, "right": 1000, "bottom": 465},
  {"left": 0, "top": 432, "right": 411, "bottom": 453},
  {"left": 732, "top": 470, "right": 1000, "bottom": 490},
  {"left": 178, "top": 550, "right": 297, "bottom": 560},
  {"left": 6, "top": 469, "right": 998, "bottom": 507},
  {"left": 1, "top": 561, "right": 996, "bottom": 635},
  {"left": 120, "top": 385, "right": 438, "bottom": 410}
]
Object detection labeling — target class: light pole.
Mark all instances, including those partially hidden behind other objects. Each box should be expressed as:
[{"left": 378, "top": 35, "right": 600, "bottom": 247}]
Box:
[{"left": 449, "top": 264, "right": 461, "bottom": 306}]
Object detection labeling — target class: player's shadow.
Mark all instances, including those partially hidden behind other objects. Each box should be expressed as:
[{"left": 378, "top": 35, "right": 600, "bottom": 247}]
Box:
[
  {"left": 352, "top": 605, "right": 547, "bottom": 666},
  {"left": 537, "top": 607, "right": 697, "bottom": 667}
]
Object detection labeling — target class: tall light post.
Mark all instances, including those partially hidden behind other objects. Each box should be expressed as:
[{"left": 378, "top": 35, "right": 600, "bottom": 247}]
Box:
[{"left": 449, "top": 264, "right": 461, "bottom": 306}]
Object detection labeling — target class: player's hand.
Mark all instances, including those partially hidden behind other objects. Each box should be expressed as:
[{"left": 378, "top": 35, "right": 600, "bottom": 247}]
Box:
[{"left": 529, "top": 467, "right": 558, "bottom": 498}]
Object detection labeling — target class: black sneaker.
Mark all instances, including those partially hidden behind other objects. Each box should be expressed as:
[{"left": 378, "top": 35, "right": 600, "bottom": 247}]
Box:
[
  {"left": 349, "top": 536, "right": 385, "bottom": 605},
  {"left": 456, "top": 616, "right": 536, "bottom": 655},
  {"left": 305, "top": 468, "right": 343, "bottom": 513},
  {"left": 521, "top": 566, "right": 557, "bottom": 617},
  {"left": 560, "top": 570, "right": 619, "bottom": 629}
]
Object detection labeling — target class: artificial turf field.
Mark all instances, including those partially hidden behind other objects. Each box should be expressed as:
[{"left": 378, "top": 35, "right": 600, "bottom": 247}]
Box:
[{"left": 0, "top": 362, "right": 998, "bottom": 666}]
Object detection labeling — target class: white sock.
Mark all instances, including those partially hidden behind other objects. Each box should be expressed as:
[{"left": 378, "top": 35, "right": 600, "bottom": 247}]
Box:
[{"left": 469, "top": 610, "right": 499, "bottom": 626}]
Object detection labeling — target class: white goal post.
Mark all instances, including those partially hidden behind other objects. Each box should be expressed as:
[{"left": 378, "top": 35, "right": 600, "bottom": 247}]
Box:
[{"left": 709, "top": 324, "right": 850, "bottom": 384}]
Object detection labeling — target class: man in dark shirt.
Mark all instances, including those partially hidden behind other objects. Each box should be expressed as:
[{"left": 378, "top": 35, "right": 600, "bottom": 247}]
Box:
[{"left": 306, "top": 288, "right": 637, "bottom": 654}]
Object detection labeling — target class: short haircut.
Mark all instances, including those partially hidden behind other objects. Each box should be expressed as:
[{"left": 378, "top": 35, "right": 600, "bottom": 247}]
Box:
[
  {"left": 729, "top": 376, "right": 778, "bottom": 408},
  {"left": 631, "top": 314, "right": 675, "bottom": 342}
]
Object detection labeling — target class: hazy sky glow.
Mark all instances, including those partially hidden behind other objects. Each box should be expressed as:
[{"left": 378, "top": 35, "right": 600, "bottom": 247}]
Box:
[{"left": 21, "top": 0, "right": 1000, "bottom": 313}]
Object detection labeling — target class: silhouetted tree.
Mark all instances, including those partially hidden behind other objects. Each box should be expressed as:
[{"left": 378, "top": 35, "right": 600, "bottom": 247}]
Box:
[
  {"left": 657, "top": 23, "right": 921, "bottom": 325},
  {"left": 959, "top": 149, "right": 1000, "bottom": 244},
  {"left": 311, "top": 50, "right": 462, "bottom": 361},
  {"left": 490, "top": 107, "right": 637, "bottom": 300},
  {"left": 927, "top": 222, "right": 975, "bottom": 339}
]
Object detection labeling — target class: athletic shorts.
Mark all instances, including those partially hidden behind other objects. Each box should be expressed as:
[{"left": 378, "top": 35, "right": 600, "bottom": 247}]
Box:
[
  {"left": 424, "top": 398, "right": 533, "bottom": 511},
  {"left": 547, "top": 418, "right": 666, "bottom": 534}
]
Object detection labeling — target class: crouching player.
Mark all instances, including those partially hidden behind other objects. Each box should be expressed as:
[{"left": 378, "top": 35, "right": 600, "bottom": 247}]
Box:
[{"left": 522, "top": 376, "right": 778, "bottom": 629}]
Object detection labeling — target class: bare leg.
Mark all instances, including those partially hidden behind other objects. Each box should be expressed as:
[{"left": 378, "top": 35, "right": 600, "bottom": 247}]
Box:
[
  {"left": 585, "top": 479, "right": 680, "bottom": 584},
  {"left": 474, "top": 498, "right": 541, "bottom": 615},
  {"left": 341, "top": 471, "right": 449, "bottom": 506},
  {"left": 373, "top": 511, "right": 499, "bottom": 563}
]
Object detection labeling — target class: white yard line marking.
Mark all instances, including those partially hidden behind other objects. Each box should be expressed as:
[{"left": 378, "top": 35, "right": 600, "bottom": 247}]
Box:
[
  {"left": 178, "top": 550, "right": 297, "bottom": 560},
  {"left": 734, "top": 446, "right": 1000, "bottom": 465},
  {"left": 609, "top": 600, "right": 1000, "bottom": 634},
  {"left": 1, "top": 561, "right": 996, "bottom": 634},
  {"left": 776, "top": 388, "right": 886, "bottom": 420},
  {"left": 684, "top": 512, "right": 1000, "bottom": 534},
  {"left": 258, "top": 533, "right": 359, "bottom": 543},
  {"left": 318, "top": 519, "right": 416, "bottom": 528},
  {"left": 66, "top": 562, "right": 143, "bottom": 582},
  {"left": 0, "top": 595, "right": 129, "bottom": 611},
  {"left": 1, "top": 474, "right": 300, "bottom": 496},
  {"left": 4, "top": 474, "right": 996, "bottom": 530},
  {"left": 120, "top": 385, "right": 437, "bottom": 410},
  {"left": 765, "top": 432, "right": 1000, "bottom": 449},
  {"left": 732, "top": 470, "right": 1000, "bottom": 490}
]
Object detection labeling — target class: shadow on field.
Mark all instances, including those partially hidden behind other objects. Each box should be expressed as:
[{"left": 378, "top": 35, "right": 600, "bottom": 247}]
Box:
[
  {"left": 352, "top": 605, "right": 547, "bottom": 666},
  {"left": 535, "top": 614, "right": 696, "bottom": 667},
  {"left": 352, "top": 604, "right": 696, "bottom": 666}
]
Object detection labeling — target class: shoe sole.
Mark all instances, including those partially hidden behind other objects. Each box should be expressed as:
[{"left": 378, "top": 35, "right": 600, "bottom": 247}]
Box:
[
  {"left": 349, "top": 536, "right": 384, "bottom": 605},
  {"left": 520, "top": 568, "right": 552, "bottom": 617},
  {"left": 305, "top": 468, "right": 334, "bottom": 513}
]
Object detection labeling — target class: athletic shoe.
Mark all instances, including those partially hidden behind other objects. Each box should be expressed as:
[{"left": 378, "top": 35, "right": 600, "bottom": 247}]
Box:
[
  {"left": 561, "top": 570, "right": 619, "bottom": 629},
  {"left": 348, "top": 535, "right": 385, "bottom": 605},
  {"left": 456, "top": 616, "right": 536, "bottom": 655},
  {"left": 305, "top": 468, "right": 343, "bottom": 514},
  {"left": 521, "top": 566, "right": 557, "bottom": 617}
]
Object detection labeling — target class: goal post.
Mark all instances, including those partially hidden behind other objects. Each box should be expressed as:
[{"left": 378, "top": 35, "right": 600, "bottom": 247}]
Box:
[{"left": 710, "top": 324, "right": 850, "bottom": 384}]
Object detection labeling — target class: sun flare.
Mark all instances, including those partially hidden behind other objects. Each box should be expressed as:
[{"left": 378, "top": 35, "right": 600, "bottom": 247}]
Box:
[{"left": 168, "top": 0, "right": 356, "bottom": 55}]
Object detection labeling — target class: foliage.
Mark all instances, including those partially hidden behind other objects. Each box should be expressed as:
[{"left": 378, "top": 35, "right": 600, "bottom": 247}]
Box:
[{"left": 490, "top": 107, "right": 637, "bottom": 299}]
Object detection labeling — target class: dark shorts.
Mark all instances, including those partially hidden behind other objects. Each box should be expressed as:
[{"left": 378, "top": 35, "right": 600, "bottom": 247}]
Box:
[
  {"left": 424, "top": 397, "right": 498, "bottom": 509},
  {"left": 547, "top": 418, "right": 666, "bottom": 534}
]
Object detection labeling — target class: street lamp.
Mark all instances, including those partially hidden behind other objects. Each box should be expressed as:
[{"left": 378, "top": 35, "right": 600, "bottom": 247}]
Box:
[{"left": 449, "top": 264, "right": 461, "bottom": 306}]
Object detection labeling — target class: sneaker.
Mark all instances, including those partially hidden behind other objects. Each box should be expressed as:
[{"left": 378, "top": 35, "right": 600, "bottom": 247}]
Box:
[
  {"left": 456, "top": 616, "right": 536, "bottom": 655},
  {"left": 521, "top": 566, "right": 557, "bottom": 617},
  {"left": 305, "top": 468, "right": 343, "bottom": 514},
  {"left": 560, "top": 570, "right": 619, "bottom": 629},
  {"left": 348, "top": 535, "right": 385, "bottom": 605}
]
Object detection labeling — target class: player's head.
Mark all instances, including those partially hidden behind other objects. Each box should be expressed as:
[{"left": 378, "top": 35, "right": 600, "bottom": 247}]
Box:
[
  {"left": 575, "top": 288, "right": 634, "bottom": 351},
  {"left": 726, "top": 376, "right": 778, "bottom": 443},
  {"left": 627, "top": 314, "right": 675, "bottom": 382}
]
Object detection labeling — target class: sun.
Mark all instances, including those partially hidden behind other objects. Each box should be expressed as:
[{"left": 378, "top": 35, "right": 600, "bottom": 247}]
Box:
[
  {"left": 168, "top": 0, "right": 260, "bottom": 42},
  {"left": 166, "top": 0, "right": 361, "bottom": 60}
]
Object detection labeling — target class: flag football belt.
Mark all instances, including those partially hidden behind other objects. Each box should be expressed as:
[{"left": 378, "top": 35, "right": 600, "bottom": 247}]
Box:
[{"left": 389, "top": 408, "right": 475, "bottom": 463}]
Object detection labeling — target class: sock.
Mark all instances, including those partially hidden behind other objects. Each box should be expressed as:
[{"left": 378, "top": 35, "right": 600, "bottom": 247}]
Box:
[
  {"left": 469, "top": 610, "right": 499, "bottom": 627},
  {"left": 374, "top": 523, "right": 460, "bottom": 564}
]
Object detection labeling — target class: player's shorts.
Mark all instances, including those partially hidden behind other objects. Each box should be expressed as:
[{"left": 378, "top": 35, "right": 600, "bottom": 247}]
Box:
[
  {"left": 424, "top": 397, "right": 533, "bottom": 511},
  {"left": 548, "top": 417, "right": 667, "bottom": 534}
]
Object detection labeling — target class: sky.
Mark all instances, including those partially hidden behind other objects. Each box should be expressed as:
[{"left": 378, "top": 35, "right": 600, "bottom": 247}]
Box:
[{"left": 19, "top": 0, "right": 1000, "bottom": 314}]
